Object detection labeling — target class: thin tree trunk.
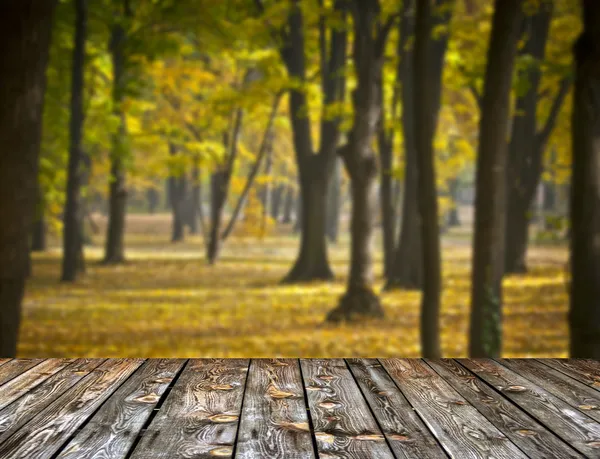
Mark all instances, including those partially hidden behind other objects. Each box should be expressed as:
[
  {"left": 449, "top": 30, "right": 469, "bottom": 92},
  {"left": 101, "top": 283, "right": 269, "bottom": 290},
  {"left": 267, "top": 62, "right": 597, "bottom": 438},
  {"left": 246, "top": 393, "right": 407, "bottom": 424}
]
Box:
[
  {"left": 62, "top": 0, "right": 88, "bottom": 282},
  {"left": 327, "top": 158, "right": 342, "bottom": 243},
  {"left": 447, "top": 178, "right": 461, "bottom": 227},
  {"left": 569, "top": 0, "right": 600, "bottom": 358},
  {"left": 282, "top": 184, "right": 295, "bottom": 224},
  {"left": 147, "top": 188, "right": 159, "bottom": 214},
  {"left": 188, "top": 160, "right": 200, "bottom": 234},
  {"left": 0, "top": 0, "right": 56, "bottom": 357},
  {"left": 378, "top": 125, "right": 395, "bottom": 277},
  {"left": 414, "top": 0, "right": 454, "bottom": 358},
  {"left": 271, "top": 185, "right": 284, "bottom": 222},
  {"left": 469, "top": 0, "right": 523, "bottom": 358},
  {"left": 168, "top": 143, "right": 185, "bottom": 243},
  {"left": 103, "top": 8, "right": 129, "bottom": 264},
  {"left": 260, "top": 137, "right": 273, "bottom": 234},
  {"left": 31, "top": 204, "right": 47, "bottom": 252},
  {"left": 207, "top": 170, "right": 226, "bottom": 263}
]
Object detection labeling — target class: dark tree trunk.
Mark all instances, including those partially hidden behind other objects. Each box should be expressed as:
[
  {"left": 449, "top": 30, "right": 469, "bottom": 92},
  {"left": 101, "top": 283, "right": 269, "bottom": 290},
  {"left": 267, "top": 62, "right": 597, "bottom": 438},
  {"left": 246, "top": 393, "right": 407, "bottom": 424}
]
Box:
[
  {"left": 103, "top": 10, "right": 129, "bottom": 264},
  {"left": 569, "top": 0, "right": 600, "bottom": 358},
  {"left": 260, "top": 138, "right": 273, "bottom": 233},
  {"left": 147, "top": 188, "right": 159, "bottom": 214},
  {"left": 469, "top": 0, "right": 524, "bottom": 358},
  {"left": 293, "top": 193, "right": 302, "bottom": 233},
  {"left": 207, "top": 170, "right": 226, "bottom": 264},
  {"left": 271, "top": 185, "right": 284, "bottom": 221},
  {"left": 188, "top": 160, "right": 201, "bottom": 234},
  {"left": 447, "top": 179, "right": 461, "bottom": 227},
  {"left": 0, "top": 0, "right": 56, "bottom": 357},
  {"left": 327, "top": 158, "right": 342, "bottom": 243},
  {"left": 282, "top": 184, "right": 295, "bottom": 224},
  {"left": 279, "top": 0, "right": 347, "bottom": 283},
  {"left": 62, "top": 0, "right": 88, "bottom": 282},
  {"left": 413, "top": 0, "right": 454, "bottom": 358},
  {"left": 504, "top": 3, "right": 570, "bottom": 274},
  {"left": 378, "top": 120, "right": 395, "bottom": 277},
  {"left": 168, "top": 144, "right": 186, "bottom": 243},
  {"left": 326, "top": 1, "right": 391, "bottom": 322}
]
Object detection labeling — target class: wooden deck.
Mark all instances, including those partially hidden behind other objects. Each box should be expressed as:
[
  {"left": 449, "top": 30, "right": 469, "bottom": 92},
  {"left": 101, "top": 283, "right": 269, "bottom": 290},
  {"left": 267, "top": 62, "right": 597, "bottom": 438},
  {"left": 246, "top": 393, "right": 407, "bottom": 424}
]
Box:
[{"left": 0, "top": 359, "right": 599, "bottom": 458}]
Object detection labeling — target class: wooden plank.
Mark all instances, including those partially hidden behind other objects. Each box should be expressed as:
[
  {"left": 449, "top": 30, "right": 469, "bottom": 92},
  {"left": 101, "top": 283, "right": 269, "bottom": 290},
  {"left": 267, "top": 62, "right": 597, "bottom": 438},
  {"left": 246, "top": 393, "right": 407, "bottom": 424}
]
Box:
[
  {"left": 300, "top": 359, "right": 395, "bottom": 459},
  {"left": 0, "top": 359, "right": 10, "bottom": 368},
  {"left": 57, "top": 359, "right": 186, "bottom": 459},
  {"left": 381, "top": 358, "right": 527, "bottom": 459},
  {"left": 0, "top": 358, "right": 143, "bottom": 459},
  {"left": 235, "top": 359, "right": 314, "bottom": 459},
  {"left": 130, "top": 359, "right": 248, "bottom": 459},
  {"left": 0, "top": 359, "right": 43, "bottom": 386},
  {"left": 0, "top": 359, "right": 104, "bottom": 444},
  {"left": 347, "top": 359, "right": 446, "bottom": 459},
  {"left": 460, "top": 358, "right": 600, "bottom": 457},
  {"left": 540, "top": 359, "right": 600, "bottom": 391},
  {"left": 500, "top": 358, "right": 600, "bottom": 422},
  {"left": 0, "top": 358, "right": 75, "bottom": 411},
  {"left": 427, "top": 359, "right": 582, "bottom": 459}
]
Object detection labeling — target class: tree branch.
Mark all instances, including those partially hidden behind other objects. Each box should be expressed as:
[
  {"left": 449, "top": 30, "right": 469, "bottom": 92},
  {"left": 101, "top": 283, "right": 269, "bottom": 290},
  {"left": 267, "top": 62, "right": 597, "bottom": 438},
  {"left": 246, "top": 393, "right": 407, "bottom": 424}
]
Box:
[{"left": 536, "top": 76, "right": 571, "bottom": 150}]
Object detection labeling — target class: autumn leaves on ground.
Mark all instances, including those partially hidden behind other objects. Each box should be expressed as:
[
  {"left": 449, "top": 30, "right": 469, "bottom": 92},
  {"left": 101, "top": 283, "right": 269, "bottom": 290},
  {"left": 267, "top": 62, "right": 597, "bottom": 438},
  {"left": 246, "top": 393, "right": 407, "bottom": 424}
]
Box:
[{"left": 21, "top": 213, "right": 569, "bottom": 358}]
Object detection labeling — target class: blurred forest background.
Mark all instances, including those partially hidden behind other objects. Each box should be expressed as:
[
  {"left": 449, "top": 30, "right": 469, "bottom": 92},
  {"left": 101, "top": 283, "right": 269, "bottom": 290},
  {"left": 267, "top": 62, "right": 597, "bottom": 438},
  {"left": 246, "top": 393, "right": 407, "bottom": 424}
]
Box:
[{"left": 1, "top": 0, "right": 598, "bottom": 359}]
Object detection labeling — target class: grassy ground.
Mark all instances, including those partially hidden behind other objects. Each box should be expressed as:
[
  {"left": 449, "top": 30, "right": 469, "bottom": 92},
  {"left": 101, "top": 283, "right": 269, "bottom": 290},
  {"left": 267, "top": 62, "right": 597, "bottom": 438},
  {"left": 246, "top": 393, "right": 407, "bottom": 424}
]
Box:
[{"left": 20, "top": 213, "right": 570, "bottom": 358}]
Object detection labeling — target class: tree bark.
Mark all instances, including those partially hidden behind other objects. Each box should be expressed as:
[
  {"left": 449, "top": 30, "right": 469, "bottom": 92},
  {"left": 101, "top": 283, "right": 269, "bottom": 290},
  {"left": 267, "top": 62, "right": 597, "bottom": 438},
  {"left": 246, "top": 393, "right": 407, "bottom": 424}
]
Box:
[
  {"left": 207, "top": 170, "right": 226, "bottom": 263},
  {"left": 188, "top": 159, "right": 201, "bottom": 234},
  {"left": 168, "top": 143, "right": 186, "bottom": 243},
  {"left": 62, "top": 0, "right": 88, "bottom": 282},
  {"left": 469, "top": 0, "right": 524, "bottom": 358},
  {"left": 326, "top": 1, "right": 391, "bottom": 322},
  {"left": 378, "top": 115, "right": 396, "bottom": 277},
  {"left": 327, "top": 158, "right": 342, "bottom": 243},
  {"left": 504, "top": 3, "right": 553, "bottom": 274},
  {"left": 103, "top": 6, "right": 130, "bottom": 264},
  {"left": 0, "top": 0, "right": 56, "bottom": 357},
  {"left": 569, "top": 0, "right": 600, "bottom": 358},
  {"left": 447, "top": 179, "right": 461, "bottom": 227},
  {"left": 413, "top": 0, "right": 454, "bottom": 358},
  {"left": 279, "top": 0, "right": 347, "bottom": 283}
]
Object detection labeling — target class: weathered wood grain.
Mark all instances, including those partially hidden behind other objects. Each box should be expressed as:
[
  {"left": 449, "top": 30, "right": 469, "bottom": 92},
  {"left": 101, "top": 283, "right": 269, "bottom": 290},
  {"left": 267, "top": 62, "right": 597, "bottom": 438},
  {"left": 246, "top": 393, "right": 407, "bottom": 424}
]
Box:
[
  {"left": 427, "top": 359, "right": 582, "bottom": 458},
  {"left": 300, "top": 359, "right": 395, "bottom": 459},
  {"left": 0, "top": 358, "right": 43, "bottom": 386},
  {"left": 0, "top": 359, "right": 10, "bottom": 368},
  {"left": 235, "top": 359, "right": 314, "bottom": 459},
  {"left": 0, "top": 358, "right": 74, "bottom": 411},
  {"left": 0, "top": 359, "right": 104, "bottom": 444},
  {"left": 500, "top": 358, "right": 600, "bottom": 423},
  {"left": 130, "top": 359, "right": 249, "bottom": 459},
  {"left": 0, "top": 359, "right": 143, "bottom": 459},
  {"left": 346, "top": 358, "right": 446, "bottom": 459},
  {"left": 57, "top": 359, "right": 185, "bottom": 459},
  {"left": 381, "top": 358, "right": 527, "bottom": 459},
  {"left": 460, "top": 358, "right": 600, "bottom": 457},
  {"left": 540, "top": 359, "right": 600, "bottom": 392}
]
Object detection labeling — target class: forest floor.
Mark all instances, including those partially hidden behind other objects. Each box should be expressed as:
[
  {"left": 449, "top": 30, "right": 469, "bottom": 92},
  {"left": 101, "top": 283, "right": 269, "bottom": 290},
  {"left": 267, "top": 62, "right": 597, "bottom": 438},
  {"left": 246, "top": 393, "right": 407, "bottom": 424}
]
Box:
[{"left": 20, "top": 213, "right": 570, "bottom": 358}]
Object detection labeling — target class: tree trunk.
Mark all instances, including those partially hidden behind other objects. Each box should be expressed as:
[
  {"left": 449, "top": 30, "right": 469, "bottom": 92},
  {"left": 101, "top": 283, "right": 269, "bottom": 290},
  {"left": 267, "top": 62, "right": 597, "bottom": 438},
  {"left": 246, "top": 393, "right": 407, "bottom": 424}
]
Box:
[
  {"left": 279, "top": 0, "right": 347, "bottom": 283},
  {"left": 271, "top": 185, "right": 284, "bottom": 222},
  {"left": 413, "top": 0, "right": 455, "bottom": 358},
  {"left": 282, "top": 184, "right": 295, "bottom": 224},
  {"left": 293, "top": 193, "right": 302, "bottom": 234},
  {"left": 386, "top": 0, "right": 422, "bottom": 290},
  {"left": 188, "top": 160, "right": 201, "bottom": 234},
  {"left": 569, "top": 0, "right": 600, "bottom": 358},
  {"left": 283, "top": 163, "right": 333, "bottom": 281},
  {"left": 469, "top": 0, "right": 523, "bottom": 358},
  {"left": 103, "top": 16, "right": 129, "bottom": 264},
  {"left": 326, "top": 1, "right": 390, "bottom": 321},
  {"left": 147, "top": 188, "right": 159, "bottom": 214},
  {"left": 207, "top": 170, "right": 226, "bottom": 264},
  {"left": 0, "top": 0, "right": 56, "bottom": 357},
  {"left": 379, "top": 127, "right": 395, "bottom": 277},
  {"left": 168, "top": 143, "right": 186, "bottom": 243},
  {"left": 260, "top": 139, "right": 273, "bottom": 234},
  {"left": 31, "top": 210, "right": 47, "bottom": 252},
  {"left": 62, "top": 0, "right": 88, "bottom": 282},
  {"left": 327, "top": 158, "right": 342, "bottom": 243}
]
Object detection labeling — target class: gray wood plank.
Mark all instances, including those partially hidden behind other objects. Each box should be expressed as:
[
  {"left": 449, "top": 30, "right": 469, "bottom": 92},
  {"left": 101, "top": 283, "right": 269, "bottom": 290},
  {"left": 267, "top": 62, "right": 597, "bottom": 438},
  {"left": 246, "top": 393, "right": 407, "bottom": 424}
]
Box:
[
  {"left": 381, "top": 358, "right": 527, "bottom": 459},
  {"left": 540, "top": 359, "right": 600, "bottom": 392},
  {"left": 0, "top": 359, "right": 43, "bottom": 386},
  {"left": 426, "top": 359, "right": 582, "bottom": 458},
  {"left": 235, "top": 359, "right": 314, "bottom": 459},
  {"left": 500, "top": 358, "right": 600, "bottom": 422},
  {"left": 0, "top": 359, "right": 10, "bottom": 368},
  {"left": 347, "top": 358, "right": 447, "bottom": 459},
  {"left": 57, "top": 359, "right": 186, "bottom": 459},
  {"left": 0, "top": 358, "right": 143, "bottom": 459},
  {"left": 0, "top": 359, "right": 104, "bottom": 444},
  {"left": 300, "top": 358, "right": 395, "bottom": 459},
  {"left": 460, "top": 358, "right": 600, "bottom": 457},
  {"left": 130, "top": 358, "right": 249, "bottom": 459},
  {"left": 0, "top": 358, "right": 75, "bottom": 411}
]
